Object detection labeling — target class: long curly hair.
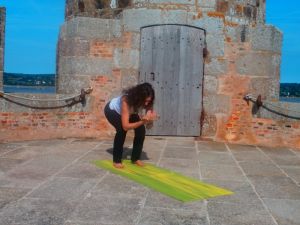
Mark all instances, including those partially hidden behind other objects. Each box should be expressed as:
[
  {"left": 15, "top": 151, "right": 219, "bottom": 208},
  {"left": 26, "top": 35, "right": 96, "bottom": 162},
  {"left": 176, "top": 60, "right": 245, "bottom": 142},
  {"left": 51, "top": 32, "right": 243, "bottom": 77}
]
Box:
[{"left": 123, "top": 82, "right": 155, "bottom": 112}]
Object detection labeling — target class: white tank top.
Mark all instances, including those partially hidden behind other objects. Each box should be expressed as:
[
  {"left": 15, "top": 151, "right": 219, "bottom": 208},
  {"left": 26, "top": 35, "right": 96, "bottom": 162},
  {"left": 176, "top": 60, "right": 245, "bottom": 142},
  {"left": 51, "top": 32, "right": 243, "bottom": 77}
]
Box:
[{"left": 109, "top": 96, "right": 122, "bottom": 115}]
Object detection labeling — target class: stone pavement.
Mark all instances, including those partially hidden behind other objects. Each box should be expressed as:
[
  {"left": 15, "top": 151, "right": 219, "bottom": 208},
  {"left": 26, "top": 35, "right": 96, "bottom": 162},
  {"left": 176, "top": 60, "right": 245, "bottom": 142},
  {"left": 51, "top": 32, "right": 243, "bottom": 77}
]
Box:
[{"left": 0, "top": 137, "right": 299, "bottom": 225}]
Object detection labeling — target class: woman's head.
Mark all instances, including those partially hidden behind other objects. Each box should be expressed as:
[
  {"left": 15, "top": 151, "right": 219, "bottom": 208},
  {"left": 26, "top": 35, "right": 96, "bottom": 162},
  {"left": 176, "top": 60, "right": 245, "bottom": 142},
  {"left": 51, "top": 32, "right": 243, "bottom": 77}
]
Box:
[{"left": 123, "top": 82, "right": 155, "bottom": 110}]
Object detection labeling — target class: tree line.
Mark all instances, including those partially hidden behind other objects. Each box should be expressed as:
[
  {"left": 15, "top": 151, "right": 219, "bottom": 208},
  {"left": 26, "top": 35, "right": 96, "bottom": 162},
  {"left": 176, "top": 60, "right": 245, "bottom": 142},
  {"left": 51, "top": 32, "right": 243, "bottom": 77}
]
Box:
[
  {"left": 3, "top": 72, "right": 55, "bottom": 86},
  {"left": 280, "top": 83, "right": 300, "bottom": 97}
]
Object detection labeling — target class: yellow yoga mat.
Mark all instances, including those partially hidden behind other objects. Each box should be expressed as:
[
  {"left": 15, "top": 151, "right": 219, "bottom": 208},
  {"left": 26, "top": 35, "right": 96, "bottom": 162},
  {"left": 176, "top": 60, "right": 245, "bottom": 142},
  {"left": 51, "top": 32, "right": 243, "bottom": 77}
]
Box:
[{"left": 93, "top": 160, "right": 233, "bottom": 202}]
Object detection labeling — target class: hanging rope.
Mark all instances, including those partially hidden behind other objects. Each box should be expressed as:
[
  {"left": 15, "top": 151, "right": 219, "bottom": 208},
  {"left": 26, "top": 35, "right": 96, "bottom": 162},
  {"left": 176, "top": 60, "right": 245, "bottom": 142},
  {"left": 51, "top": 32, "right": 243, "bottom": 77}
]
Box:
[
  {"left": 0, "top": 87, "right": 93, "bottom": 110},
  {"left": 244, "top": 94, "right": 300, "bottom": 120}
]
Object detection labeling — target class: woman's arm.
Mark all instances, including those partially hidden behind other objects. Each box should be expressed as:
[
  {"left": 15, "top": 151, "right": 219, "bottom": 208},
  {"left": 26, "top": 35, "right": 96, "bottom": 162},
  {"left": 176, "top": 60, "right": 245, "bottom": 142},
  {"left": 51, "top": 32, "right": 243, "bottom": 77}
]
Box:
[{"left": 121, "top": 97, "right": 148, "bottom": 131}]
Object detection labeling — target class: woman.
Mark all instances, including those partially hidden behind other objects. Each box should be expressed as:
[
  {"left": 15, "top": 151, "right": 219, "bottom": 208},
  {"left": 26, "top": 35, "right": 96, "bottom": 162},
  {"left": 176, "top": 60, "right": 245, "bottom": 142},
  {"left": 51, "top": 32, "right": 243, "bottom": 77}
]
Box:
[{"left": 104, "top": 82, "right": 158, "bottom": 168}]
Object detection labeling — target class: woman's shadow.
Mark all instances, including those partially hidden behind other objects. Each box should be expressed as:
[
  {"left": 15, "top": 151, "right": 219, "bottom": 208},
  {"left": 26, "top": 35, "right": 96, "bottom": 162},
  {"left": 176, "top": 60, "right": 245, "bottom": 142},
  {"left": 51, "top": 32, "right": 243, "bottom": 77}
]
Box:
[{"left": 106, "top": 147, "right": 150, "bottom": 160}]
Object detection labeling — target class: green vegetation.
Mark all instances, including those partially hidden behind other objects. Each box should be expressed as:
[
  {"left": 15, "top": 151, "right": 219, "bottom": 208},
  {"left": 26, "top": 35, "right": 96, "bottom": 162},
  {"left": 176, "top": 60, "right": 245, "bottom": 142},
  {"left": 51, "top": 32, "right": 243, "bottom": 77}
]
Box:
[
  {"left": 3, "top": 72, "right": 55, "bottom": 86},
  {"left": 280, "top": 83, "right": 300, "bottom": 97}
]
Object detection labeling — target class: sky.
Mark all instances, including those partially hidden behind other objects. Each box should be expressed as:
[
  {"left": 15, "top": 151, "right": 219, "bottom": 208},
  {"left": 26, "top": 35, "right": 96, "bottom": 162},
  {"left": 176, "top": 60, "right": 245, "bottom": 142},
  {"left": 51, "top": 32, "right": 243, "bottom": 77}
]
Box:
[{"left": 0, "top": 1, "right": 299, "bottom": 83}]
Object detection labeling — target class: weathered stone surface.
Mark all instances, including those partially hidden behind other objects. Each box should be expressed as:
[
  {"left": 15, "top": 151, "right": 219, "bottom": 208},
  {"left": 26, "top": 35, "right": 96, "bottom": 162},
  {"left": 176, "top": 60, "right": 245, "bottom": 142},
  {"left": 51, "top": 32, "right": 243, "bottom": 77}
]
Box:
[
  {"left": 205, "top": 57, "right": 228, "bottom": 75},
  {"left": 60, "top": 17, "right": 121, "bottom": 39},
  {"left": 69, "top": 193, "right": 143, "bottom": 224},
  {"left": 131, "top": 32, "right": 140, "bottom": 50},
  {"left": 200, "top": 164, "right": 245, "bottom": 181},
  {"left": 122, "top": 8, "right": 163, "bottom": 32},
  {"left": 264, "top": 199, "right": 300, "bottom": 225},
  {"left": 206, "top": 34, "right": 225, "bottom": 57},
  {"left": 113, "top": 48, "right": 139, "bottom": 70},
  {"left": 207, "top": 201, "right": 276, "bottom": 225},
  {"left": 139, "top": 206, "right": 208, "bottom": 225},
  {"left": 248, "top": 176, "right": 300, "bottom": 200},
  {"left": 250, "top": 77, "right": 279, "bottom": 101},
  {"left": 188, "top": 14, "right": 224, "bottom": 35},
  {"left": 203, "top": 94, "right": 230, "bottom": 114},
  {"left": 250, "top": 25, "right": 283, "bottom": 53},
  {"left": 161, "top": 9, "right": 188, "bottom": 24},
  {"left": 225, "top": 25, "right": 250, "bottom": 43},
  {"left": 198, "top": 0, "right": 216, "bottom": 8},
  {"left": 58, "top": 56, "right": 113, "bottom": 75},
  {"left": 28, "top": 177, "right": 98, "bottom": 202},
  {"left": 236, "top": 52, "right": 279, "bottom": 77},
  {"left": 149, "top": 0, "right": 195, "bottom": 5},
  {"left": 0, "top": 198, "right": 75, "bottom": 225},
  {"left": 58, "top": 37, "right": 90, "bottom": 57},
  {"left": 121, "top": 69, "right": 139, "bottom": 88},
  {"left": 203, "top": 75, "right": 218, "bottom": 94},
  {"left": 57, "top": 73, "right": 92, "bottom": 95}
]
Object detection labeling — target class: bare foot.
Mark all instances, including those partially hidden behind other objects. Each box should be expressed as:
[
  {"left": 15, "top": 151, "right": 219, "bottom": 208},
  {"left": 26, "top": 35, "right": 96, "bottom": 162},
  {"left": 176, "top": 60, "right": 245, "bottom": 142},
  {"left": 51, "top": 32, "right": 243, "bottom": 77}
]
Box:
[
  {"left": 113, "top": 163, "right": 124, "bottom": 169},
  {"left": 134, "top": 160, "right": 144, "bottom": 167}
]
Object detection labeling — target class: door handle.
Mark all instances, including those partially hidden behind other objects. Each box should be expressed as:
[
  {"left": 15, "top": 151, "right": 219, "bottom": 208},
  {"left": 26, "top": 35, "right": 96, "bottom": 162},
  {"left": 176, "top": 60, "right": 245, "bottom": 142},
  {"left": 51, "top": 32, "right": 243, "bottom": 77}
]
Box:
[{"left": 150, "top": 72, "right": 155, "bottom": 81}]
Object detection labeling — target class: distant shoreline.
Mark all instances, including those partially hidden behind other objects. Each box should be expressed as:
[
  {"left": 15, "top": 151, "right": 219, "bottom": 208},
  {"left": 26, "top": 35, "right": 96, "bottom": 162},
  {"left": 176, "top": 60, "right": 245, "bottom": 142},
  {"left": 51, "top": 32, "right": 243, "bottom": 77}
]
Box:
[
  {"left": 3, "top": 85, "right": 56, "bottom": 94},
  {"left": 3, "top": 85, "right": 55, "bottom": 88}
]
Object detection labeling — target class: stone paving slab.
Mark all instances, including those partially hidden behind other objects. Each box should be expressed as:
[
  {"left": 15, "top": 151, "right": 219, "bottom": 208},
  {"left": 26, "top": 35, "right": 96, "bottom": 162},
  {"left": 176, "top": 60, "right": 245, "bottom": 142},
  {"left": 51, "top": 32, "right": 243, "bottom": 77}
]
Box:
[{"left": 0, "top": 138, "right": 299, "bottom": 225}]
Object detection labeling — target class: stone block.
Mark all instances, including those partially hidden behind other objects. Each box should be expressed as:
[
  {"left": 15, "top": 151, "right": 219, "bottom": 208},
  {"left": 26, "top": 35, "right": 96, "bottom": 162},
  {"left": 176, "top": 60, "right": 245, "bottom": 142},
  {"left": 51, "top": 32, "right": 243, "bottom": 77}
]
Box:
[
  {"left": 58, "top": 37, "right": 90, "bottom": 57},
  {"left": 161, "top": 10, "right": 188, "bottom": 24},
  {"left": 236, "top": 52, "right": 279, "bottom": 77},
  {"left": 57, "top": 74, "right": 92, "bottom": 96},
  {"left": 59, "top": 17, "right": 122, "bottom": 40},
  {"left": 201, "top": 113, "right": 217, "bottom": 138},
  {"left": 122, "top": 8, "right": 162, "bottom": 32},
  {"left": 198, "top": 0, "right": 216, "bottom": 8},
  {"left": 126, "top": 49, "right": 139, "bottom": 70},
  {"left": 203, "top": 75, "right": 218, "bottom": 94},
  {"left": 225, "top": 25, "right": 250, "bottom": 43},
  {"left": 206, "top": 34, "right": 225, "bottom": 57},
  {"left": 0, "top": 48, "right": 3, "bottom": 71},
  {"left": 58, "top": 56, "right": 113, "bottom": 76},
  {"left": 250, "top": 25, "right": 282, "bottom": 53},
  {"left": 113, "top": 48, "right": 139, "bottom": 70},
  {"left": 187, "top": 14, "right": 224, "bottom": 35},
  {"left": 58, "top": 19, "right": 78, "bottom": 39},
  {"left": 121, "top": 69, "right": 139, "bottom": 88},
  {"left": 250, "top": 77, "right": 279, "bottom": 101},
  {"left": 131, "top": 32, "right": 140, "bottom": 50},
  {"left": 203, "top": 94, "right": 230, "bottom": 114},
  {"left": 149, "top": 0, "right": 195, "bottom": 4},
  {"left": 205, "top": 57, "right": 228, "bottom": 75}
]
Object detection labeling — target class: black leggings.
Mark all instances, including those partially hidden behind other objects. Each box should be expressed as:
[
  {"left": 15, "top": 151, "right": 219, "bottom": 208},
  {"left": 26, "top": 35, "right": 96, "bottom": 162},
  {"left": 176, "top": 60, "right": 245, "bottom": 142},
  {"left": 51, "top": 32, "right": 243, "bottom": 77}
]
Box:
[{"left": 104, "top": 103, "right": 145, "bottom": 163}]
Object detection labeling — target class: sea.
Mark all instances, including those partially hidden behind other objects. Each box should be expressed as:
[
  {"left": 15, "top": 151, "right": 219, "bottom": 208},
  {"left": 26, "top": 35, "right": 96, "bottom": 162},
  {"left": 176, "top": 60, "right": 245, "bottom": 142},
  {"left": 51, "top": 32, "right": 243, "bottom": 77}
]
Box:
[
  {"left": 279, "top": 97, "right": 300, "bottom": 103},
  {"left": 2, "top": 85, "right": 300, "bottom": 103},
  {"left": 3, "top": 85, "right": 56, "bottom": 94}
]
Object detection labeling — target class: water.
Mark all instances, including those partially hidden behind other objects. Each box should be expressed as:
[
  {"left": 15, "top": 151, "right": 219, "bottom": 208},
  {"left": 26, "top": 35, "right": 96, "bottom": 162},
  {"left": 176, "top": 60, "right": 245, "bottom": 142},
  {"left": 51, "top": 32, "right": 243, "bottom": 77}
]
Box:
[
  {"left": 3, "top": 85, "right": 56, "bottom": 94},
  {"left": 279, "top": 97, "right": 300, "bottom": 103}
]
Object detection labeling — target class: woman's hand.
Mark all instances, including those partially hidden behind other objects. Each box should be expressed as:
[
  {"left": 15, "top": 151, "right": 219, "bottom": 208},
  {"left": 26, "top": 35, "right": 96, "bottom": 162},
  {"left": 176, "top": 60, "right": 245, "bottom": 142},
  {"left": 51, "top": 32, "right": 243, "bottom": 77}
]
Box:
[{"left": 142, "top": 110, "right": 159, "bottom": 123}]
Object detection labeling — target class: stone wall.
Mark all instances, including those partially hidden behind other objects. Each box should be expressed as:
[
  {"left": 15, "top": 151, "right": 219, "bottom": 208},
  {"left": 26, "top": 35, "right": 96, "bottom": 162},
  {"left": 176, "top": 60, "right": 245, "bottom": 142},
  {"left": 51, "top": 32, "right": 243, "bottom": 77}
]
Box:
[
  {"left": 1, "top": 1, "right": 300, "bottom": 149},
  {"left": 0, "top": 7, "right": 5, "bottom": 91}
]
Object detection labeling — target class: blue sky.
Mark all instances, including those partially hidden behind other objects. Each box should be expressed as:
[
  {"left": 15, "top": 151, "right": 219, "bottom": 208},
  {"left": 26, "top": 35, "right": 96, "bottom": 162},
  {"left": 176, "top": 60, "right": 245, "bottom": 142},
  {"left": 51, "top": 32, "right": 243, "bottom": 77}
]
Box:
[{"left": 0, "top": 0, "right": 299, "bottom": 83}]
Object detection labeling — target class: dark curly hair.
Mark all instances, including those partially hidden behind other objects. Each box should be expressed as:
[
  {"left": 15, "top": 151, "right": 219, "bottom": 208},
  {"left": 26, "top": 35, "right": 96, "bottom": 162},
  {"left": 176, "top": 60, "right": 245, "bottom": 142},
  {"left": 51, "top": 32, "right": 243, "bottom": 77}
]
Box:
[{"left": 123, "top": 82, "right": 155, "bottom": 112}]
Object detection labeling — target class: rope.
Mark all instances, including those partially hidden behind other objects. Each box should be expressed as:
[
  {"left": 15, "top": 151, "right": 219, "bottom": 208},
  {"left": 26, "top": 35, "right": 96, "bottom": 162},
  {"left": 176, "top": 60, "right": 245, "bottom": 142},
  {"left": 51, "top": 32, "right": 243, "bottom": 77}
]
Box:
[
  {"left": 244, "top": 94, "right": 300, "bottom": 120},
  {"left": 0, "top": 87, "right": 92, "bottom": 102},
  {"left": 0, "top": 87, "right": 93, "bottom": 109}
]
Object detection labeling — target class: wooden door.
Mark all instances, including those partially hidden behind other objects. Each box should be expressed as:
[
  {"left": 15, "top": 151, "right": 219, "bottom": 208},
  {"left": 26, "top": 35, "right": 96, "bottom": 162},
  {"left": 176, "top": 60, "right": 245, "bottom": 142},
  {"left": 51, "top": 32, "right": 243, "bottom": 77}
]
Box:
[{"left": 140, "top": 25, "right": 205, "bottom": 136}]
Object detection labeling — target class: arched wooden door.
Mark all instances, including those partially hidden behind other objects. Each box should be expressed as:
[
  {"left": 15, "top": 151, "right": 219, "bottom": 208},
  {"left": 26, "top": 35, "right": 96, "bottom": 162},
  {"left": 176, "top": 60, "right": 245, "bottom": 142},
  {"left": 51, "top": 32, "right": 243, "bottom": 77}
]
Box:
[{"left": 140, "top": 25, "right": 205, "bottom": 136}]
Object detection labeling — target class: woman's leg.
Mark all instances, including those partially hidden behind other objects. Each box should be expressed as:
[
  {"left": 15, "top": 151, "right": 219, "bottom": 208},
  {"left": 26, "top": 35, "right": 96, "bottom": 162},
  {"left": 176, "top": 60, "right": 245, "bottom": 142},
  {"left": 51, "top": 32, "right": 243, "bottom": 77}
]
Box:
[
  {"left": 129, "top": 114, "right": 146, "bottom": 163},
  {"left": 104, "top": 103, "right": 127, "bottom": 164}
]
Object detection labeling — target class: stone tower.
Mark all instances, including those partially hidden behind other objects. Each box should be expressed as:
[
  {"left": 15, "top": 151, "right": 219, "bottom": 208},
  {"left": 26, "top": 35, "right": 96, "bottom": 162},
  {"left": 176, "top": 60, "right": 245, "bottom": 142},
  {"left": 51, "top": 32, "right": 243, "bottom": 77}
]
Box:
[
  {"left": 0, "top": 7, "right": 5, "bottom": 91},
  {"left": 57, "top": 0, "right": 284, "bottom": 142}
]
